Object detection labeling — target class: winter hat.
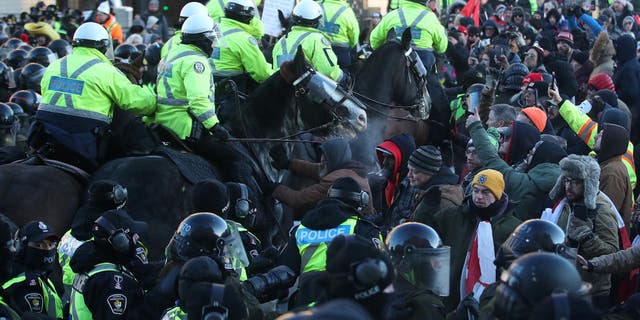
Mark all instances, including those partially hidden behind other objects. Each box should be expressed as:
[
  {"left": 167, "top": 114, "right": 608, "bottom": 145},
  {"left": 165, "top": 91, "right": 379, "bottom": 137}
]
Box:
[
  {"left": 597, "top": 123, "right": 629, "bottom": 163},
  {"left": 549, "top": 155, "right": 600, "bottom": 209},
  {"left": 598, "top": 108, "right": 629, "bottom": 131},
  {"left": 408, "top": 145, "right": 443, "bottom": 175},
  {"left": 326, "top": 234, "right": 393, "bottom": 300},
  {"left": 623, "top": 16, "right": 635, "bottom": 25},
  {"left": 587, "top": 73, "right": 615, "bottom": 91},
  {"left": 593, "top": 89, "right": 618, "bottom": 109},
  {"left": 521, "top": 107, "right": 548, "bottom": 132},
  {"left": 571, "top": 50, "right": 589, "bottom": 65},
  {"left": 192, "top": 179, "right": 229, "bottom": 215},
  {"left": 320, "top": 138, "right": 352, "bottom": 172},
  {"left": 528, "top": 141, "right": 568, "bottom": 169},
  {"left": 472, "top": 169, "right": 505, "bottom": 200},
  {"left": 20, "top": 221, "right": 59, "bottom": 243},
  {"left": 522, "top": 73, "right": 544, "bottom": 86},
  {"left": 615, "top": 34, "right": 637, "bottom": 64},
  {"left": 146, "top": 15, "right": 159, "bottom": 29},
  {"left": 546, "top": 8, "right": 560, "bottom": 21},
  {"left": 557, "top": 32, "right": 574, "bottom": 46}
]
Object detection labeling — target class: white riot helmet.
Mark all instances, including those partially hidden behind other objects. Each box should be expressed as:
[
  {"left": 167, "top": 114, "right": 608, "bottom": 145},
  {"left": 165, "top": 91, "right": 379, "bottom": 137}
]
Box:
[
  {"left": 97, "top": 1, "right": 111, "bottom": 14},
  {"left": 181, "top": 14, "right": 224, "bottom": 55},
  {"left": 292, "top": 0, "right": 323, "bottom": 28},
  {"left": 73, "top": 22, "right": 110, "bottom": 53},
  {"left": 178, "top": 2, "right": 208, "bottom": 27},
  {"left": 225, "top": 0, "right": 256, "bottom": 24}
]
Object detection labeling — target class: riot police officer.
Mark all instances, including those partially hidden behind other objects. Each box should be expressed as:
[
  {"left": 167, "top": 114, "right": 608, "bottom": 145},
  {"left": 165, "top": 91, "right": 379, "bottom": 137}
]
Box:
[
  {"left": 2, "top": 221, "right": 63, "bottom": 319},
  {"left": 28, "top": 22, "right": 157, "bottom": 172},
  {"left": 206, "top": 0, "right": 264, "bottom": 40},
  {"left": 384, "top": 222, "right": 449, "bottom": 320},
  {"left": 212, "top": 0, "right": 273, "bottom": 124},
  {"left": 161, "top": 2, "right": 209, "bottom": 59},
  {"left": 315, "top": 0, "right": 360, "bottom": 68},
  {"left": 277, "top": 177, "right": 383, "bottom": 306},
  {"left": 369, "top": 0, "right": 447, "bottom": 72},
  {"left": 272, "top": 0, "right": 346, "bottom": 83}
]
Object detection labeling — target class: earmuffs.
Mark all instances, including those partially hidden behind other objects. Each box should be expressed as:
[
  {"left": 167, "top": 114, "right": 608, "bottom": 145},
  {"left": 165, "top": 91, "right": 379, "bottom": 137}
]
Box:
[
  {"left": 94, "top": 216, "right": 132, "bottom": 254},
  {"left": 327, "top": 186, "right": 369, "bottom": 208}
]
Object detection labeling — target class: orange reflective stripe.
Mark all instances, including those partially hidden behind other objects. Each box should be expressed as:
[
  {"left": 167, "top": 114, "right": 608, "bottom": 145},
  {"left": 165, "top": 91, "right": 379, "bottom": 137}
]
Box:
[{"left": 577, "top": 120, "right": 597, "bottom": 142}]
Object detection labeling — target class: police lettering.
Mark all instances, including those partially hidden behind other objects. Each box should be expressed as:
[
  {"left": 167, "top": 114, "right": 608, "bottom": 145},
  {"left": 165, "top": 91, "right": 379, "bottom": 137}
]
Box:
[
  {"left": 296, "top": 225, "right": 351, "bottom": 245},
  {"left": 48, "top": 76, "right": 85, "bottom": 95}
]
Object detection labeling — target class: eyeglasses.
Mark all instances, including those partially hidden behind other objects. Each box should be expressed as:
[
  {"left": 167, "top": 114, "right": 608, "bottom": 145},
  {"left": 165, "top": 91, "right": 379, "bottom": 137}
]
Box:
[
  {"left": 525, "top": 53, "right": 537, "bottom": 58},
  {"left": 514, "top": 14, "right": 523, "bottom": 17},
  {"left": 564, "top": 178, "right": 584, "bottom": 187}
]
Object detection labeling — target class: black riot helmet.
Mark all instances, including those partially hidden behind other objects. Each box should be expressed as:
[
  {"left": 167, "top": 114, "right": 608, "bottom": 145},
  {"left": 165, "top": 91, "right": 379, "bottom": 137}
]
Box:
[
  {"left": 225, "top": 0, "right": 256, "bottom": 24},
  {"left": 135, "top": 44, "right": 146, "bottom": 53},
  {"left": 6, "top": 102, "right": 24, "bottom": 119},
  {"left": 18, "top": 63, "right": 46, "bottom": 92},
  {"left": 5, "top": 49, "right": 28, "bottom": 69},
  {"left": 169, "top": 212, "right": 231, "bottom": 262},
  {"left": 18, "top": 45, "right": 33, "bottom": 52},
  {"left": 502, "top": 63, "right": 529, "bottom": 91},
  {"left": 0, "top": 103, "right": 15, "bottom": 129},
  {"left": 494, "top": 253, "right": 591, "bottom": 319},
  {"left": 0, "top": 61, "right": 10, "bottom": 89},
  {"left": 27, "top": 46, "right": 57, "bottom": 67},
  {"left": 10, "top": 90, "right": 40, "bottom": 116},
  {"left": 48, "top": 39, "right": 72, "bottom": 58},
  {"left": 495, "top": 219, "right": 568, "bottom": 270},
  {"left": 114, "top": 43, "right": 140, "bottom": 62},
  {"left": 386, "top": 222, "right": 450, "bottom": 296},
  {"left": 87, "top": 179, "right": 128, "bottom": 210},
  {"left": 0, "top": 38, "right": 24, "bottom": 60},
  {"left": 143, "top": 42, "right": 162, "bottom": 66}
]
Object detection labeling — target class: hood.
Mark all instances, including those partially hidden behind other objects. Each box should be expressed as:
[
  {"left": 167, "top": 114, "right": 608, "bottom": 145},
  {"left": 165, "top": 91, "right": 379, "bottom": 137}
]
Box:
[
  {"left": 69, "top": 241, "right": 119, "bottom": 274},
  {"left": 301, "top": 198, "right": 358, "bottom": 230},
  {"left": 505, "top": 121, "right": 540, "bottom": 166},
  {"left": 549, "top": 155, "right": 600, "bottom": 209},
  {"left": 321, "top": 138, "right": 352, "bottom": 173},
  {"left": 597, "top": 123, "right": 629, "bottom": 163},
  {"left": 526, "top": 163, "right": 562, "bottom": 191},
  {"left": 615, "top": 34, "right": 637, "bottom": 65},
  {"left": 589, "top": 32, "right": 615, "bottom": 64},
  {"left": 376, "top": 133, "right": 416, "bottom": 183},
  {"left": 528, "top": 141, "right": 567, "bottom": 170},
  {"left": 598, "top": 106, "right": 629, "bottom": 131}
]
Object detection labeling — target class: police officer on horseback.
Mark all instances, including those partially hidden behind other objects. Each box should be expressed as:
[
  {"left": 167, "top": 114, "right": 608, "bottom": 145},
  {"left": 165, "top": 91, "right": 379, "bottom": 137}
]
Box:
[
  {"left": 314, "top": 0, "right": 360, "bottom": 68},
  {"left": 277, "top": 177, "right": 383, "bottom": 306},
  {"left": 272, "top": 0, "right": 346, "bottom": 84},
  {"left": 212, "top": 0, "right": 273, "bottom": 124},
  {"left": 369, "top": 0, "right": 447, "bottom": 73},
  {"left": 161, "top": 2, "right": 209, "bottom": 59},
  {"left": 28, "top": 22, "right": 157, "bottom": 172}
]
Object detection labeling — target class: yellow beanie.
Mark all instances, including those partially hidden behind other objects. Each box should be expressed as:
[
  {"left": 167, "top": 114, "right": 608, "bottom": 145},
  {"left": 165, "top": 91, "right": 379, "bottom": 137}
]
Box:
[{"left": 472, "top": 169, "right": 505, "bottom": 200}]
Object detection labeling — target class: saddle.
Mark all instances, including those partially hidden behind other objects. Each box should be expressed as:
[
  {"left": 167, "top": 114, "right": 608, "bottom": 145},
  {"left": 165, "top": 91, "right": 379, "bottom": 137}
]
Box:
[
  {"left": 153, "top": 146, "right": 218, "bottom": 184},
  {"left": 18, "top": 153, "right": 91, "bottom": 184}
]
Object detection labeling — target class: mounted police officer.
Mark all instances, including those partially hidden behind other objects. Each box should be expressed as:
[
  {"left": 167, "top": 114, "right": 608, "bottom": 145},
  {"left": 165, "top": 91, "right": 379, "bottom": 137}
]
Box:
[
  {"left": 2, "top": 221, "right": 63, "bottom": 319},
  {"left": 161, "top": 2, "right": 208, "bottom": 59},
  {"left": 151, "top": 14, "right": 252, "bottom": 184},
  {"left": 207, "top": 0, "right": 265, "bottom": 40},
  {"left": 278, "top": 177, "right": 383, "bottom": 306},
  {"left": 272, "top": 0, "right": 346, "bottom": 84},
  {"left": 369, "top": 0, "right": 447, "bottom": 73},
  {"left": 27, "top": 22, "right": 157, "bottom": 172},
  {"left": 314, "top": 0, "right": 359, "bottom": 68},
  {"left": 212, "top": 0, "right": 273, "bottom": 124}
]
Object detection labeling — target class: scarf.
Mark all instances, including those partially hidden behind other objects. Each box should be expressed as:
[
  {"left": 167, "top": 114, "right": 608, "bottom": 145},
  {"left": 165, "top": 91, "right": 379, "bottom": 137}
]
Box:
[{"left": 462, "top": 221, "right": 496, "bottom": 300}]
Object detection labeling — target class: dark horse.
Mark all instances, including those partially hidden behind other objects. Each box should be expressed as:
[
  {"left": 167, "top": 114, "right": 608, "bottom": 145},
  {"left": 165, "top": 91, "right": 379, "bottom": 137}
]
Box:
[{"left": 351, "top": 28, "right": 451, "bottom": 164}]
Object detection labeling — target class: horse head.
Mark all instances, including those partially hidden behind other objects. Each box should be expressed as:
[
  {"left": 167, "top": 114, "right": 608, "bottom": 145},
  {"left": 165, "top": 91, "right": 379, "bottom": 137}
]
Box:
[{"left": 282, "top": 46, "right": 368, "bottom": 138}]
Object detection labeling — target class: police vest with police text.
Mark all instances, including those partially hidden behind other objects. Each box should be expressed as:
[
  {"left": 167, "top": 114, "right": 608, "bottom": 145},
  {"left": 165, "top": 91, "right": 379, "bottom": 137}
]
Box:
[{"left": 296, "top": 217, "right": 358, "bottom": 273}]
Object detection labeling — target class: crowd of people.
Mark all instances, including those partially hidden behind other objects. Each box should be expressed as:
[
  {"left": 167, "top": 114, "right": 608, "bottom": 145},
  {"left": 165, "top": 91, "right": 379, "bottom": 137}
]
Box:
[{"left": 0, "top": 0, "right": 639, "bottom": 319}]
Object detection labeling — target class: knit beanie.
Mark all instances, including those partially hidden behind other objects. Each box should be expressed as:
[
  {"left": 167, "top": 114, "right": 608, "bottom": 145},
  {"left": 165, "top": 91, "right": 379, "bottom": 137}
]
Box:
[
  {"left": 571, "top": 50, "right": 588, "bottom": 65},
  {"left": 557, "top": 31, "right": 574, "bottom": 47},
  {"left": 588, "top": 73, "right": 615, "bottom": 91},
  {"left": 521, "top": 107, "right": 548, "bottom": 133},
  {"left": 192, "top": 179, "right": 230, "bottom": 215},
  {"left": 472, "top": 169, "right": 505, "bottom": 200},
  {"left": 408, "top": 145, "right": 443, "bottom": 175}
]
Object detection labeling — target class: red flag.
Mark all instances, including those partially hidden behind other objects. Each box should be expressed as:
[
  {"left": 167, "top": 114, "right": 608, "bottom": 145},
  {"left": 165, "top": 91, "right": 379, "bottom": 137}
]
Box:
[{"left": 461, "top": 0, "right": 481, "bottom": 26}]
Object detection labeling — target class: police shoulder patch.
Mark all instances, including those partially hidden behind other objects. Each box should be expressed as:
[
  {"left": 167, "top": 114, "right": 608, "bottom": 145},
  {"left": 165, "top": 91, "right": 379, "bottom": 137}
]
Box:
[
  {"left": 107, "top": 293, "right": 127, "bottom": 315},
  {"left": 248, "top": 36, "right": 258, "bottom": 46},
  {"left": 194, "top": 61, "right": 206, "bottom": 73},
  {"left": 321, "top": 37, "right": 331, "bottom": 46},
  {"left": 24, "top": 293, "right": 43, "bottom": 312}
]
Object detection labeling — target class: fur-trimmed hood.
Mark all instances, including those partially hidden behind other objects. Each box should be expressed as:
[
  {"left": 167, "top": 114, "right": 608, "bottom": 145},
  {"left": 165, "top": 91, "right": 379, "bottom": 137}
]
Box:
[
  {"left": 589, "top": 32, "right": 616, "bottom": 65},
  {"left": 549, "top": 155, "right": 600, "bottom": 209}
]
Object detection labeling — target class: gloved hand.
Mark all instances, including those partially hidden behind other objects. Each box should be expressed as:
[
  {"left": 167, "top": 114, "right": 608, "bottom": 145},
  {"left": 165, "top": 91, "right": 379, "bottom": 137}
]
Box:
[
  {"left": 210, "top": 124, "right": 230, "bottom": 142},
  {"left": 568, "top": 215, "right": 595, "bottom": 244},
  {"left": 248, "top": 246, "right": 279, "bottom": 273},
  {"left": 454, "top": 293, "right": 480, "bottom": 319},
  {"left": 244, "top": 265, "right": 296, "bottom": 302},
  {"left": 576, "top": 254, "right": 594, "bottom": 272},
  {"left": 269, "top": 145, "right": 290, "bottom": 170},
  {"left": 422, "top": 186, "right": 442, "bottom": 208}
]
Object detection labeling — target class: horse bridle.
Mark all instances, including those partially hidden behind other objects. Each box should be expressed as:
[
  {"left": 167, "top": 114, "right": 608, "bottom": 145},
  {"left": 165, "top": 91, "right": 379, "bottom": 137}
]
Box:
[{"left": 350, "top": 45, "right": 431, "bottom": 122}]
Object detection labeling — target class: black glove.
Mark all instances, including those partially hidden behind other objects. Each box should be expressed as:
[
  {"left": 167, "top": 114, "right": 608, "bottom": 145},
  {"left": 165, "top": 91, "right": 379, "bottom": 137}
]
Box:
[
  {"left": 270, "top": 144, "right": 290, "bottom": 170},
  {"left": 244, "top": 265, "right": 296, "bottom": 302},
  {"left": 248, "top": 246, "right": 279, "bottom": 273},
  {"left": 262, "top": 180, "right": 280, "bottom": 195},
  {"left": 422, "top": 186, "right": 442, "bottom": 208},
  {"left": 210, "top": 124, "right": 230, "bottom": 142},
  {"left": 454, "top": 293, "right": 480, "bottom": 319},
  {"left": 156, "top": 265, "right": 181, "bottom": 299}
]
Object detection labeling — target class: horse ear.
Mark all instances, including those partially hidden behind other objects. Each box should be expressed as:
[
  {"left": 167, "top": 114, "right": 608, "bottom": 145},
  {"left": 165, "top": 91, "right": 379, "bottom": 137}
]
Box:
[
  {"left": 401, "top": 28, "right": 412, "bottom": 50},
  {"left": 386, "top": 28, "right": 397, "bottom": 42},
  {"left": 278, "top": 9, "right": 287, "bottom": 26},
  {"left": 294, "top": 46, "right": 305, "bottom": 65}
]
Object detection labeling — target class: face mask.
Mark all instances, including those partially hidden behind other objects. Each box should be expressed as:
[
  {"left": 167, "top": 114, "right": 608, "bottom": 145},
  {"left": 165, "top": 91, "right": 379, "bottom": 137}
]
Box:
[{"left": 22, "top": 246, "right": 56, "bottom": 271}]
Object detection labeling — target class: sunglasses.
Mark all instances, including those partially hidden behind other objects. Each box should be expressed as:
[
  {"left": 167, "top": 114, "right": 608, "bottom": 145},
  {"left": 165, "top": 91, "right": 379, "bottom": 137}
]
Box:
[{"left": 514, "top": 14, "right": 523, "bottom": 17}]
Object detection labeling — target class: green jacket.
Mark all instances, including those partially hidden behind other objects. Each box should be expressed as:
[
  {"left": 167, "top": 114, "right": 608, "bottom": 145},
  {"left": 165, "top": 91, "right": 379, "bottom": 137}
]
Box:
[
  {"left": 272, "top": 26, "right": 343, "bottom": 82},
  {"left": 206, "top": 0, "right": 265, "bottom": 39},
  {"left": 161, "top": 306, "right": 187, "bottom": 319},
  {"left": 40, "top": 47, "right": 156, "bottom": 123},
  {"left": 416, "top": 199, "right": 521, "bottom": 310},
  {"left": 161, "top": 31, "right": 181, "bottom": 59},
  {"left": 468, "top": 121, "right": 561, "bottom": 220},
  {"left": 153, "top": 43, "right": 218, "bottom": 139},
  {"left": 317, "top": 0, "right": 360, "bottom": 48},
  {"left": 212, "top": 18, "right": 273, "bottom": 83},
  {"left": 369, "top": 3, "right": 447, "bottom": 53},
  {"left": 558, "top": 100, "right": 636, "bottom": 190}
]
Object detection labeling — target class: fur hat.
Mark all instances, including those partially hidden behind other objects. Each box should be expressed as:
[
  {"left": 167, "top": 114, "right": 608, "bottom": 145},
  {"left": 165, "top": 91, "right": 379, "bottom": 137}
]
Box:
[
  {"left": 549, "top": 155, "right": 600, "bottom": 209},
  {"left": 590, "top": 32, "right": 616, "bottom": 64}
]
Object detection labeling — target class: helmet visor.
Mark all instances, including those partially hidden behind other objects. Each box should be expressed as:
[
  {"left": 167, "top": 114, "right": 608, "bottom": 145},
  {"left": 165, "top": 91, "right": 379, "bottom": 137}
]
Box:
[
  {"left": 396, "top": 246, "right": 450, "bottom": 296},
  {"left": 221, "top": 222, "right": 249, "bottom": 272},
  {"left": 206, "top": 23, "right": 227, "bottom": 49},
  {"left": 104, "top": 37, "right": 114, "bottom": 60}
]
